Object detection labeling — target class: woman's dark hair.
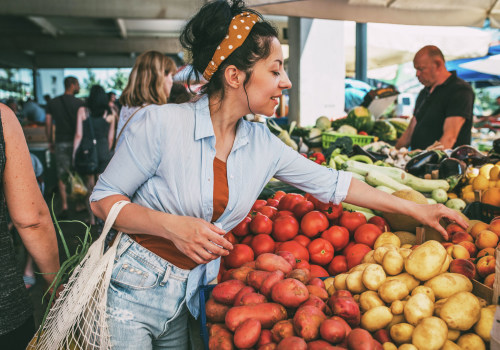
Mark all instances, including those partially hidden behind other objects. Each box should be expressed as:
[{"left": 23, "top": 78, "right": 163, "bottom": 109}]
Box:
[
  {"left": 87, "top": 85, "right": 110, "bottom": 118},
  {"left": 180, "top": 0, "right": 278, "bottom": 99}
]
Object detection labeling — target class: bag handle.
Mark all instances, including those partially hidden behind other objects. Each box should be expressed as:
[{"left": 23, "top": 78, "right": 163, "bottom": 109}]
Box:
[{"left": 101, "top": 200, "right": 130, "bottom": 236}]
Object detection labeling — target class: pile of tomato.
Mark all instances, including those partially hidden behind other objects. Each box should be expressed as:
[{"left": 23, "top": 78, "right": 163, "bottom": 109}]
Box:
[{"left": 220, "top": 191, "right": 391, "bottom": 281}]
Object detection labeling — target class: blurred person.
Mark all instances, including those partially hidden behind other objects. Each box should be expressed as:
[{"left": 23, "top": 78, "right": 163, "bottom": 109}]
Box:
[
  {"left": 22, "top": 98, "right": 45, "bottom": 123},
  {"left": 45, "top": 77, "right": 84, "bottom": 218},
  {"left": 73, "top": 85, "right": 116, "bottom": 226},
  {"left": 6, "top": 98, "right": 21, "bottom": 121},
  {"left": 492, "top": 95, "right": 500, "bottom": 117},
  {"left": 396, "top": 45, "right": 474, "bottom": 150},
  {"left": 168, "top": 82, "right": 192, "bottom": 104},
  {"left": 43, "top": 94, "right": 51, "bottom": 108},
  {"left": 115, "top": 51, "right": 177, "bottom": 149},
  {"left": 0, "top": 104, "right": 60, "bottom": 350}
]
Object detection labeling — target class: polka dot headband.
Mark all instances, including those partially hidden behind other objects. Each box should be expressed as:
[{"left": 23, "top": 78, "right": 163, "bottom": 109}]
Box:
[{"left": 202, "top": 12, "right": 261, "bottom": 81}]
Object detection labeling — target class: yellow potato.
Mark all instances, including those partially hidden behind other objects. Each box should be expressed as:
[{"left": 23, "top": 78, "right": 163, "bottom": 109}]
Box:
[
  {"left": 382, "top": 343, "right": 398, "bottom": 350},
  {"left": 385, "top": 313, "right": 405, "bottom": 331},
  {"left": 410, "top": 285, "right": 435, "bottom": 302},
  {"left": 423, "top": 273, "right": 472, "bottom": 299},
  {"left": 439, "top": 253, "right": 452, "bottom": 274},
  {"left": 383, "top": 250, "right": 404, "bottom": 276},
  {"left": 474, "top": 307, "right": 495, "bottom": 342},
  {"left": 398, "top": 345, "right": 417, "bottom": 350},
  {"left": 374, "top": 246, "right": 390, "bottom": 264},
  {"left": 361, "top": 305, "right": 393, "bottom": 332},
  {"left": 333, "top": 273, "right": 348, "bottom": 291},
  {"left": 390, "top": 322, "right": 414, "bottom": 344},
  {"left": 441, "top": 340, "right": 462, "bottom": 350},
  {"left": 359, "top": 290, "right": 385, "bottom": 312},
  {"left": 362, "top": 264, "right": 386, "bottom": 291},
  {"left": 433, "top": 298, "right": 447, "bottom": 317},
  {"left": 400, "top": 243, "right": 414, "bottom": 249},
  {"left": 447, "top": 329, "right": 461, "bottom": 341},
  {"left": 440, "top": 292, "right": 481, "bottom": 331},
  {"left": 362, "top": 250, "right": 376, "bottom": 264},
  {"left": 412, "top": 317, "right": 448, "bottom": 350},
  {"left": 390, "top": 300, "right": 405, "bottom": 315},
  {"left": 457, "top": 333, "right": 486, "bottom": 350},
  {"left": 346, "top": 270, "right": 367, "bottom": 294},
  {"left": 404, "top": 293, "right": 434, "bottom": 326},
  {"left": 398, "top": 248, "right": 412, "bottom": 260},
  {"left": 405, "top": 240, "right": 447, "bottom": 281},
  {"left": 386, "top": 273, "right": 420, "bottom": 292},
  {"left": 349, "top": 263, "right": 369, "bottom": 273},
  {"left": 374, "top": 232, "right": 401, "bottom": 249},
  {"left": 378, "top": 279, "right": 409, "bottom": 303}
]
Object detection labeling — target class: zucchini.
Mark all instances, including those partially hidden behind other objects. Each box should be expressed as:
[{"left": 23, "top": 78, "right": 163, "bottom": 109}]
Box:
[
  {"left": 349, "top": 155, "right": 373, "bottom": 164},
  {"left": 404, "top": 173, "right": 450, "bottom": 193},
  {"left": 350, "top": 172, "right": 366, "bottom": 182},
  {"left": 342, "top": 202, "right": 374, "bottom": 214},
  {"left": 431, "top": 188, "right": 448, "bottom": 203},
  {"left": 365, "top": 171, "right": 412, "bottom": 192},
  {"left": 375, "top": 185, "right": 395, "bottom": 194}
]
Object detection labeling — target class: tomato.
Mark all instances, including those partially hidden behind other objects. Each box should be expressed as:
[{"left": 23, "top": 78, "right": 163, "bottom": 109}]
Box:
[
  {"left": 304, "top": 193, "right": 320, "bottom": 208},
  {"left": 250, "top": 234, "right": 275, "bottom": 256},
  {"left": 321, "top": 225, "right": 350, "bottom": 251},
  {"left": 277, "top": 193, "right": 304, "bottom": 211},
  {"left": 272, "top": 190, "right": 286, "bottom": 202},
  {"left": 317, "top": 202, "right": 343, "bottom": 221},
  {"left": 251, "top": 199, "right": 267, "bottom": 211},
  {"left": 342, "top": 241, "right": 356, "bottom": 257},
  {"left": 293, "top": 234, "right": 311, "bottom": 247},
  {"left": 328, "top": 255, "right": 348, "bottom": 276},
  {"left": 278, "top": 240, "right": 310, "bottom": 262},
  {"left": 300, "top": 211, "right": 329, "bottom": 238},
  {"left": 293, "top": 200, "right": 315, "bottom": 219},
  {"left": 368, "top": 216, "right": 391, "bottom": 233},
  {"left": 296, "top": 260, "right": 310, "bottom": 270},
  {"left": 272, "top": 215, "right": 299, "bottom": 242},
  {"left": 225, "top": 231, "right": 238, "bottom": 245},
  {"left": 249, "top": 212, "right": 273, "bottom": 235},
  {"left": 266, "top": 198, "right": 280, "bottom": 207},
  {"left": 275, "top": 210, "right": 295, "bottom": 218},
  {"left": 345, "top": 243, "right": 371, "bottom": 270},
  {"left": 240, "top": 235, "right": 253, "bottom": 245},
  {"left": 224, "top": 244, "right": 255, "bottom": 269},
  {"left": 257, "top": 205, "right": 278, "bottom": 220},
  {"left": 339, "top": 211, "right": 367, "bottom": 234},
  {"left": 308, "top": 238, "right": 335, "bottom": 265},
  {"left": 309, "top": 264, "right": 329, "bottom": 278},
  {"left": 232, "top": 216, "right": 251, "bottom": 237},
  {"left": 353, "top": 223, "right": 383, "bottom": 248}
]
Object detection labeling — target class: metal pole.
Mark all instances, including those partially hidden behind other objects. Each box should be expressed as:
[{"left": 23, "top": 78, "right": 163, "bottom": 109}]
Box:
[{"left": 355, "top": 22, "right": 367, "bottom": 82}]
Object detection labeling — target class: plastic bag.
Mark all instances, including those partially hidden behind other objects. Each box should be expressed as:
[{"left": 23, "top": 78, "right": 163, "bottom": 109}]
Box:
[{"left": 68, "top": 171, "right": 88, "bottom": 198}]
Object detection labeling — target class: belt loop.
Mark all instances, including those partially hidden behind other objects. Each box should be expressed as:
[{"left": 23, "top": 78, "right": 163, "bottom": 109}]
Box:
[
  {"left": 160, "top": 264, "right": 172, "bottom": 286},
  {"left": 114, "top": 234, "right": 134, "bottom": 261}
]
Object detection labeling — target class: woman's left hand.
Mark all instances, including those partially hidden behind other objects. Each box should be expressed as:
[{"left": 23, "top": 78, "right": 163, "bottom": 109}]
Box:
[{"left": 412, "top": 203, "right": 468, "bottom": 241}]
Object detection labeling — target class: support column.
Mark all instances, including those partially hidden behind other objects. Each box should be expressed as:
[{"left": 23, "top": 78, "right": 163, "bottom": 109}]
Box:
[{"left": 355, "top": 22, "right": 367, "bottom": 82}]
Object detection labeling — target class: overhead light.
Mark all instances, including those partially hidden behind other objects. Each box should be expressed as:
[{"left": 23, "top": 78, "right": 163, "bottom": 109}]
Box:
[{"left": 77, "top": 51, "right": 86, "bottom": 58}]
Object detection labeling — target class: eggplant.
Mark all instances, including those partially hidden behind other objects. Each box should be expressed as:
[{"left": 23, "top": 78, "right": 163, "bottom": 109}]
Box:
[
  {"left": 405, "top": 150, "right": 447, "bottom": 177},
  {"left": 438, "top": 157, "right": 466, "bottom": 190},
  {"left": 450, "top": 145, "right": 487, "bottom": 166},
  {"left": 349, "top": 144, "right": 379, "bottom": 163}
]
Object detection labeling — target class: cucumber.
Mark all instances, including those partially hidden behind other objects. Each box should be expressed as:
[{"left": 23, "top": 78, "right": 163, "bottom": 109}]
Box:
[
  {"left": 365, "top": 171, "right": 412, "bottom": 192},
  {"left": 349, "top": 155, "right": 373, "bottom": 164}
]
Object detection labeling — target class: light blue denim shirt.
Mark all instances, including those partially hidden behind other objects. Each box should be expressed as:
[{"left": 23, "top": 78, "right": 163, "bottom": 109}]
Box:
[{"left": 90, "top": 95, "right": 352, "bottom": 318}]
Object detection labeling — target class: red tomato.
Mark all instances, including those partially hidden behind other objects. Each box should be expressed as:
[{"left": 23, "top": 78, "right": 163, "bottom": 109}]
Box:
[
  {"left": 225, "top": 231, "right": 238, "bottom": 245},
  {"left": 249, "top": 212, "right": 273, "bottom": 235},
  {"left": 277, "top": 193, "right": 304, "bottom": 211},
  {"left": 275, "top": 210, "right": 295, "bottom": 218},
  {"left": 321, "top": 225, "right": 350, "bottom": 251},
  {"left": 368, "top": 216, "right": 391, "bottom": 233},
  {"left": 251, "top": 199, "right": 267, "bottom": 211},
  {"left": 308, "top": 238, "right": 335, "bottom": 265},
  {"left": 278, "top": 240, "right": 310, "bottom": 262},
  {"left": 339, "top": 211, "right": 367, "bottom": 234},
  {"left": 342, "top": 241, "right": 356, "bottom": 256},
  {"left": 304, "top": 193, "right": 320, "bottom": 209},
  {"left": 272, "top": 190, "right": 286, "bottom": 202},
  {"left": 296, "top": 260, "right": 310, "bottom": 270},
  {"left": 293, "top": 200, "right": 315, "bottom": 219},
  {"left": 309, "top": 264, "right": 329, "bottom": 278},
  {"left": 317, "top": 202, "right": 343, "bottom": 221},
  {"left": 266, "top": 198, "right": 280, "bottom": 207},
  {"left": 224, "top": 244, "right": 255, "bottom": 269},
  {"left": 300, "top": 211, "right": 329, "bottom": 238},
  {"left": 232, "top": 216, "right": 251, "bottom": 237},
  {"left": 257, "top": 205, "right": 278, "bottom": 220},
  {"left": 250, "top": 234, "right": 276, "bottom": 256},
  {"left": 353, "top": 223, "right": 383, "bottom": 248},
  {"left": 272, "top": 215, "right": 299, "bottom": 242},
  {"left": 240, "top": 235, "right": 253, "bottom": 245},
  {"left": 345, "top": 243, "right": 371, "bottom": 270},
  {"left": 293, "top": 234, "right": 311, "bottom": 247},
  {"left": 327, "top": 255, "right": 348, "bottom": 276}
]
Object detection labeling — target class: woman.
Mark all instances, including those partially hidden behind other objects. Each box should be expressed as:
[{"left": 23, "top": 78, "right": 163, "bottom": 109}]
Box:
[
  {"left": 0, "top": 104, "right": 60, "bottom": 349},
  {"left": 115, "top": 51, "right": 177, "bottom": 149},
  {"left": 74, "top": 85, "right": 115, "bottom": 225},
  {"left": 90, "top": 1, "right": 466, "bottom": 348}
]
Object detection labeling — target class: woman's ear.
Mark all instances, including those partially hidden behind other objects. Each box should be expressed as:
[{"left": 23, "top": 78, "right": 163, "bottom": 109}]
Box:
[{"left": 224, "top": 65, "right": 244, "bottom": 89}]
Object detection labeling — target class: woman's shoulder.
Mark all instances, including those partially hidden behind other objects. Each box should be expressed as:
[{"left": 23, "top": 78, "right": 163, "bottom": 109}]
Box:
[{"left": 144, "top": 102, "right": 196, "bottom": 123}]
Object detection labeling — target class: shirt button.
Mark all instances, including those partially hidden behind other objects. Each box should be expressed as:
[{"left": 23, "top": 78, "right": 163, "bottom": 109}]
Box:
[
  {"left": 230, "top": 174, "right": 234, "bottom": 179},
  {"left": 208, "top": 178, "right": 211, "bottom": 182}
]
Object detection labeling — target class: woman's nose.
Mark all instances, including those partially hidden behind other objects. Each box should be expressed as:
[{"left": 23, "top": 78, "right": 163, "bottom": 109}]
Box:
[{"left": 280, "top": 71, "right": 292, "bottom": 90}]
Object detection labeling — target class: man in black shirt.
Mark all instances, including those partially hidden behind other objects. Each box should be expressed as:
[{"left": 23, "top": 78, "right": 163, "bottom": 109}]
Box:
[
  {"left": 396, "top": 46, "right": 474, "bottom": 150},
  {"left": 45, "top": 76, "right": 83, "bottom": 216}
]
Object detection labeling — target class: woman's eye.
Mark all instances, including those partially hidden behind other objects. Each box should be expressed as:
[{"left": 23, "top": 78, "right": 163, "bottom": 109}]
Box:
[{"left": 273, "top": 71, "right": 280, "bottom": 76}]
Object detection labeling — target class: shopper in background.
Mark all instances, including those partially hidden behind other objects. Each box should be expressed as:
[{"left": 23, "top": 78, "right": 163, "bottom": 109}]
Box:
[
  {"left": 168, "top": 82, "right": 192, "bottom": 104},
  {"left": 115, "top": 51, "right": 177, "bottom": 149},
  {"left": 0, "top": 104, "right": 60, "bottom": 350},
  {"left": 395, "top": 45, "right": 474, "bottom": 150},
  {"left": 73, "top": 85, "right": 115, "bottom": 226},
  {"left": 45, "top": 76, "right": 84, "bottom": 218},
  {"left": 22, "top": 98, "right": 46, "bottom": 124},
  {"left": 90, "top": 1, "right": 466, "bottom": 348}
]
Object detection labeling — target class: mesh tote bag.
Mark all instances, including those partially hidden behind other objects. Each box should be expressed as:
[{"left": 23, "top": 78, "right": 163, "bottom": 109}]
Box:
[{"left": 27, "top": 200, "right": 130, "bottom": 349}]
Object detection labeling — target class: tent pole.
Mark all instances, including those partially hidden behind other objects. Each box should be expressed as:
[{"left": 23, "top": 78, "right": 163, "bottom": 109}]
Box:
[{"left": 355, "top": 22, "right": 367, "bottom": 82}]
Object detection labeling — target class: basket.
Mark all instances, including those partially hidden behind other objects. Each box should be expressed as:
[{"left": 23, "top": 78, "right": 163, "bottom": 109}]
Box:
[
  {"left": 199, "top": 284, "right": 215, "bottom": 350},
  {"left": 463, "top": 202, "right": 500, "bottom": 222},
  {"left": 322, "top": 131, "right": 375, "bottom": 149}
]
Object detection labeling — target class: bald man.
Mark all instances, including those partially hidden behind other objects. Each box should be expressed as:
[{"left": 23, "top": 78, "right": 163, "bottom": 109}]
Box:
[{"left": 396, "top": 46, "right": 474, "bottom": 150}]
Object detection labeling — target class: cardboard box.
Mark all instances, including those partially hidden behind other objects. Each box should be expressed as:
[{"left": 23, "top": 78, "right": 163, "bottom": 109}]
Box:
[{"left": 23, "top": 125, "right": 48, "bottom": 143}]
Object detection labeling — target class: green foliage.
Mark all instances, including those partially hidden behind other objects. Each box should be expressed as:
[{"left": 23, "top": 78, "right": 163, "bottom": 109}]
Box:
[
  {"left": 83, "top": 69, "right": 101, "bottom": 92},
  {"left": 106, "top": 69, "right": 128, "bottom": 91}
]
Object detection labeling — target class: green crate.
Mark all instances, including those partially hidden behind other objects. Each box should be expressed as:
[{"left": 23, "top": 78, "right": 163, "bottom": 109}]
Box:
[{"left": 322, "top": 131, "right": 375, "bottom": 149}]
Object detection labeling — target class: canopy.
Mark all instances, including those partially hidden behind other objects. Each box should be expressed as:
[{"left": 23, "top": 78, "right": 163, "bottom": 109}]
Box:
[{"left": 446, "top": 45, "right": 500, "bottom": 82}]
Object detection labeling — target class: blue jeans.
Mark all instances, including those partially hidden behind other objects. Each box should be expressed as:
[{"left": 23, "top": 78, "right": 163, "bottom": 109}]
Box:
[{"left": 107, "top": 234, "right": 191, "bottom": 349}]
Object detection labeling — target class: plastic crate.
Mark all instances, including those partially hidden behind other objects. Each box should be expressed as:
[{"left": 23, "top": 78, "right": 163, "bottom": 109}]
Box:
[
  {"left": 199, "top": 284, "right": 215, "bottom": 350},
  {"left": 322, "top": 131, "right": 375, "bottom": 149},
  {"left": 463, "top": 202, "right": 500, "bottom": 222}
]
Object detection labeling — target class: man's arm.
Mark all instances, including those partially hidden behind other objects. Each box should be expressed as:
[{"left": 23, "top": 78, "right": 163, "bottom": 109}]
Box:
[
  {"left": 395, "top": 117, "right": 416, "bottom": 149},
  {"left": 439, "top": 116, "right": 466, "bottom": 149}
]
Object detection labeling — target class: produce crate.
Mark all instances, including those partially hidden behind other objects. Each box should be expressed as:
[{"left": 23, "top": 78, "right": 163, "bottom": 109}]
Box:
[
  {"left": 199, "top": 284, "right": 216, "bottom": 350},
  {"left": 463, "top": 201, "right": 500, "bottom": 222},
  {"left": 322, "top": 131, "right": 375, "bottom": 149}
]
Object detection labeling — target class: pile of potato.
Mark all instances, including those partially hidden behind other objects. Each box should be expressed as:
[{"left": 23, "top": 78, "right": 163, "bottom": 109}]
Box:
[{"left": 332, "top": 233, "right": 495, "bottom": 349}]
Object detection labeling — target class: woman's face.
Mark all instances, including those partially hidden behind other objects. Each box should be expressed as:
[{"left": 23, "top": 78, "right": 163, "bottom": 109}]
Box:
[
  {"left": 244, "top": 37, "right": 292, "bottom": 117},
  {"left": 164, "top": 71, "right": 174, "bottom": 98}
]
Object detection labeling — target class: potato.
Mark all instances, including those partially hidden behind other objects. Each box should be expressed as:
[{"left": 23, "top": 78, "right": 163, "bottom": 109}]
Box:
[
  {"left": 456, "top": 333, "right": 486, "bottom": 350},
  {"left": 386, "top": 273, "right": 419, "bottom": 292},
  {"left": 439, "top": 253, "right": 452, "bottom": 274},
  {"left": 346, "top": 270, "right": 367, "bottom": 294},
  {"left": 433, "top": 298, "right": 447, "bottom": 317},
  {"left": 359, "top": 291, "right": 385, "bottom": 312},
  {"left": 447, "top": 329, "right": 461, "bottom": 341},
  {"left": 234, "top": 318, "right": 261, "bottom": 349},
  {"left": 401, "top": 243, "right": 413, "bottom": 249},
  {"left": 256, "top": 253, "right": 293, "bottom": 274},
  {"left": 347, "top": 328, "right": 376, "bottom": 350},
  {"left": 382, "top": 343, "right": 398, "bottom": 350},
  {"left": 386, "top": 313, "right": 405, "bottom": 331},
  {"left": 398, "top": 248, "right": 412, "bottom": 260},
  {"left": 378, "top": 279, "right": 409, "bottom": 303},
  {"left": 225, "top": 303, "right": 287, "bottom": 331},
  {"left": 382, "top": 250, "right": 404, "bottom": 276},
  {"left": 206, "top": 298, "right": 231, "bottom": 323},
  {"left": 362, "top": 264, "right": 386, "bottom": 291},
  {"left": 474, "top": 306, "right": 495, "bottom": 342},
  {"left": 230, "top": 265, "right": 255, "bottom": 282},
  {"left": 292, "top": 305, "right": 326, "bottom": 341},
  {"left": 349, "top": 263, "right": 370, "bottom": 273},
  {"left": 390, "top": 322, "right": 414, "bottom": 344},
  {"left": 404, "top": 293, "right": 434, "bottom": 326},
  {"left": 405, "top": 240, "right": 447, "bottom": 281},
  {"left": 248, "top": 270, "right": 273, "bottom": 289},
  {"left": 390, "top": 300, "right": 405, "bottom": 315},
  {"left": 477, "top": 297, "right": 488, "bottom": 308},
  {"left": 423, "top": 273, "right": 472, "bottom": 299},
  {"left": 441, "top": 340, "right": 461, "bottom": 350},
  {"left": 361, "top": 306, "right": 393, "bottom": 332},
  {"left": 286, "top": 268, "right": 311, "bottom": 285},
  {"left": 374, "top": 232, "right": 401, "bottom": 249},
  {"left": 240, "top": 292, "right": 267, "bottom": 306},
  {"left": 410, "top": 285, "right": 435, "bottom": 302},
  {"left": 276, "top": 336, "right": 307, "bottom": 350},
  {"left": 271, "top": 279, "right": 309, "bottom": 308},
  {"left": 212, "top": 279, "right": 246, "bottom": 305},
  {"left": 440, "top": 292, "right": 481, "bottom": 331},
  {"left": 333, "top": 273, "right": 348, "bottom": 291},
  {"left": 398, "top": 344, "right": 417, "bottom": 350},
  {"left": 271, "top": 319, "right": 295, "bottom": 343},
  {"left": 208, "top": 324, "right": 233, "bottom": 350},
  {"left": 374, "top": 246, "right": 390, "bottom": 264},
  {"left": 261, "top": 270, "right": 285, "bottom": 298},
  {"left": 362, "top": 250, "right": 376, "bottom": 264},
  {"left": 411, "top": 317, "right": 448, "bottom": 350}
]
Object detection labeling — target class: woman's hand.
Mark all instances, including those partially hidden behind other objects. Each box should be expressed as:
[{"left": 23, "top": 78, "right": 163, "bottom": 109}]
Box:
[
  {"left": 411, "top": 203, "right": 468, "bottom": 241},
  {"left": 165, "top": 216, "right": 233, "bottom": 265}
]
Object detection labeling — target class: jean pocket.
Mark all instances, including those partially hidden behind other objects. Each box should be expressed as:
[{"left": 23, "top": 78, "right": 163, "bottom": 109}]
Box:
[{"left": 111, "top": 260, "right": 159, "bottom": 290}]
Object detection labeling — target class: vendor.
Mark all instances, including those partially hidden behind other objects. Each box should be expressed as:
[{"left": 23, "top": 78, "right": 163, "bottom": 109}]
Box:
[{"left": 395, "top": 45, "right": 474, "bottom": 150}]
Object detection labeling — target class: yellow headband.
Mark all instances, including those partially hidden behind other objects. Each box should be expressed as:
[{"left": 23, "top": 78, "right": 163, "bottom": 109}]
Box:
[{"left": 203, "top": 12, "right": 260, "bottom": 81}]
